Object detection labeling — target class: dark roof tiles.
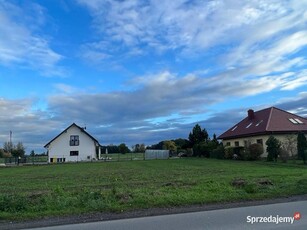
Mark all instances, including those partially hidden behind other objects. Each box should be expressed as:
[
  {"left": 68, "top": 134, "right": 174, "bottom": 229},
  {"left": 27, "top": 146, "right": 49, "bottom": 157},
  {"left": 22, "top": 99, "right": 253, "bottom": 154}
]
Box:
[{"left": 218, "top": 107, "right": 307, "bottom": 140}]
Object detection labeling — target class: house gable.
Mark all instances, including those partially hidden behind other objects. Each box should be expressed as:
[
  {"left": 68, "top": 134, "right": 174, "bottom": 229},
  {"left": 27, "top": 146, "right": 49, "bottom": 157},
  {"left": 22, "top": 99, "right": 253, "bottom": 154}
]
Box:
[{"left": 44, "top": 123, "right": 100, "bottom": 148}]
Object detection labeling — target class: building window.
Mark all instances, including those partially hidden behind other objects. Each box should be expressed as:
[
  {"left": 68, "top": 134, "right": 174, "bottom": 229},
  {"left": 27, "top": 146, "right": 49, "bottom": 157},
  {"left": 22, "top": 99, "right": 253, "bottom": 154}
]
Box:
[
  {"left": 235, "top": 141, "right": 239, "bottom": 147},
  {"left": 226, "top": 142, "right": 231, "bottom": 146},
  {"left": 70, "top": 151, "right": 79, "bottom": 156},
  {"left": 50, "top": 158, "right": 53, "bottom": 163},
  {"left": 70, "top": 135, "right": 79, "bottom": 146},
  {"left": 257, "top": 139, "right": 263, "bottom": 145}
]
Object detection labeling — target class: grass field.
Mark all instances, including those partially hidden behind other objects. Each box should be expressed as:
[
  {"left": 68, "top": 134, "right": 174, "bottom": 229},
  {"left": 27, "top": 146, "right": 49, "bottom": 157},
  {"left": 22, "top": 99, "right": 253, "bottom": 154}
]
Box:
[{"left": 0, "top": 158, "right": 306, "bottom": 220}]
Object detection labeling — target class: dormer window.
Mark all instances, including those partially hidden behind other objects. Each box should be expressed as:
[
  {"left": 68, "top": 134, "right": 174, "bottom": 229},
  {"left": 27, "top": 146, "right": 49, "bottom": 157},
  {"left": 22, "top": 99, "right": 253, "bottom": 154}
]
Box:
[{"left": 70, "top": 135, "right": 79, "bottom": 146}]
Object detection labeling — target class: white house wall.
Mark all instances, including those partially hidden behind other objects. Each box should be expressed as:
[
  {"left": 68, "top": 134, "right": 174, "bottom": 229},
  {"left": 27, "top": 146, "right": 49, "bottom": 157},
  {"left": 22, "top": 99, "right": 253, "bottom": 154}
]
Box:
[{"left": 47, "top": 126, "right": 97, "bottom": 162}]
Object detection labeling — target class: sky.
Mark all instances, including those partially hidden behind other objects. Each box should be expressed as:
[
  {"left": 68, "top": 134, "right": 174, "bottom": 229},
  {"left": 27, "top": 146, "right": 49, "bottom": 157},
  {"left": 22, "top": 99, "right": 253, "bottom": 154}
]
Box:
[{"left": 0, "top": 0, "right": 307, "bottom": 153}]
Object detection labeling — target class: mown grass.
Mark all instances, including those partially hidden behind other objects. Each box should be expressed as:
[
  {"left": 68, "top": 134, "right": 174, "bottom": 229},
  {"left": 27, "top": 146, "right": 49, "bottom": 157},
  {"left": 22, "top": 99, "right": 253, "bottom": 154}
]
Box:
[{"left": 0, "top": 158, "right": 306, "bottom": 220}]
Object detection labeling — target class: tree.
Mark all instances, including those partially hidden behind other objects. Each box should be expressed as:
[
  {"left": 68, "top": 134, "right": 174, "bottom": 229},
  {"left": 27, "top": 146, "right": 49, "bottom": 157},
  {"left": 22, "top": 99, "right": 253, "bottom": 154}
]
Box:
[
  {"left": 212, "top": 134, "right": 219, "bottom": 146},
  {"left": 118, "top": 143, "right": 129, "bottom": 154},
  {"left": 266, "top": 136, "right": 281, "bottom": 162},
  {"left": 163, "top": 141, "right": 177, "bottom": 153},
  {"left": 3, "top": 141, "right": 13, "bottom": 153},
  {"left": 0, "top": 149, "right": 4, "bottom": 158},
  {"left": 297, "top": 132, "right": 307, "bottom": 164},
  {"left": 133, "top": 143, "right": 146, "bottom": 153},
  {"left": 188, "top": 124, "right": 209, "bottom": 147},
  {"left": 11, "top": 142, "right": 25, "bottom": 157},
  {"left": 30, "top": 150, "right": 35, "bottom": 157},
  {"left": 282, "top": 135, "right": 297, "bottom": 159}
]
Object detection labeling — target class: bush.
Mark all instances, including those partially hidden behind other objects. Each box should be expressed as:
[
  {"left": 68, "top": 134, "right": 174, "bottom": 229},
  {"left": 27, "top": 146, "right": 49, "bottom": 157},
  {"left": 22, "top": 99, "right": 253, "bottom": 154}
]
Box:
[
  {"left": 280, "top": 149, "right": 289, "bottom": 163},
  {"left": 224, "top": 147, "right": 234, "bottom": 159},
  {"left": 224, "top": 146, "right": 244, "bottom": 159},
  {"left": 210, "top": 145, "right": 225, "bottom": 159},
  {"left": 246, "top": 143, "right": 263, "bottom": 161},
  {"left": 266, "top": 136, "right": 281, "bottom": 162}
]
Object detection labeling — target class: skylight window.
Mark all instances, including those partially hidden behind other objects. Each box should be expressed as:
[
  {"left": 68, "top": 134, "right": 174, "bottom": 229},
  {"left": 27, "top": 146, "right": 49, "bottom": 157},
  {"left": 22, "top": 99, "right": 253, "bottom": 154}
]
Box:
[
  {"left": 289, "top": 118, "right": 298, "bottom": 124},
  {"left": 255, "top": 120, "right": 263, "bottom": 127},
  {"left": 231, "top": 126, "right": 237, "bottom": 131},
  {"left": 246, "top": 123, "right": 253, "bottom": 128},
  {"left": 294, "top": 118, "right": 304, "bottom": 124}
]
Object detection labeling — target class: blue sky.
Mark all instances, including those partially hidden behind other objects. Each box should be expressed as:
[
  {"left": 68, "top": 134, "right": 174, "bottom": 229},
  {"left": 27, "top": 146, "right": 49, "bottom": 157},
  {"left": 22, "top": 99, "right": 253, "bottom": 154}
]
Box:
[{"left": 0, "top": 0, "right": 307, "bottom": 153}]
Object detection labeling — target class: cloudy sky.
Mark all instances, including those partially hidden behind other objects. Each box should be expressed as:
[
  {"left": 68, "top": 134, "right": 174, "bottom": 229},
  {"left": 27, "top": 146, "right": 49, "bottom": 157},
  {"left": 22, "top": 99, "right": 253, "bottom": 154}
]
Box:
[{"left": 0, "top": 0, "right": 307, "bottom": 153}]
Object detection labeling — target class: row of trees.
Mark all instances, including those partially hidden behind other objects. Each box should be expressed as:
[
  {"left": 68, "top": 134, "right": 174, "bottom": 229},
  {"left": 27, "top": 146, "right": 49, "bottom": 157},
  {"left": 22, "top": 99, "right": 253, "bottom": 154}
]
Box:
[
  {"left": 147, "top": 124, "right": 219, "bottom": 157},
  {"left": 0, "top": 142, "right": 25, "bottom": 158}
]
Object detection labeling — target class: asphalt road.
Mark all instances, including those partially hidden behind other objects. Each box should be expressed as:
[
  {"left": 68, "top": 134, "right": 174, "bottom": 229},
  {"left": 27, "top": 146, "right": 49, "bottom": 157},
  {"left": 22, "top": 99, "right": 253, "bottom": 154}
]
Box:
[{"left": 30, "top": 200, "right": 307, "bottom": 230}]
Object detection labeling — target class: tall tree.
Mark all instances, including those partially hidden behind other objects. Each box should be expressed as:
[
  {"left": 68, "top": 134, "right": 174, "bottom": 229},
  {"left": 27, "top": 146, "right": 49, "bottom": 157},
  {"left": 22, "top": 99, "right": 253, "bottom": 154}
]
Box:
[
  {"left": 297, "top": 132, "right": 307, "bottom": 164},
  {"left": 188, "top": 124, "right": 209, "bottom": 146}
]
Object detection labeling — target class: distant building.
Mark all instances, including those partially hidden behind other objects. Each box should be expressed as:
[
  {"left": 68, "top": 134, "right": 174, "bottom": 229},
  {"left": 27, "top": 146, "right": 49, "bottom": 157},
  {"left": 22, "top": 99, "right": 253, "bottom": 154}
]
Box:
[
  {"left": 218, "top": 107, "right": 307, "bottom": 156},
  {"left": 44, "top": 123, "right": 102, "bottom": 163}
]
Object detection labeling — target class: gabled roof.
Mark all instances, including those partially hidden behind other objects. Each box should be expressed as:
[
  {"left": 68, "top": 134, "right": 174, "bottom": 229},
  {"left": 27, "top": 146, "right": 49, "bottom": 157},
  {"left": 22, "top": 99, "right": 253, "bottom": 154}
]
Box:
[
  {"left": 218, "top": 107, "right": 307, "bottom": 140},
  {"left": 44, "top": 123, "right": 101, "bottom": 148}
]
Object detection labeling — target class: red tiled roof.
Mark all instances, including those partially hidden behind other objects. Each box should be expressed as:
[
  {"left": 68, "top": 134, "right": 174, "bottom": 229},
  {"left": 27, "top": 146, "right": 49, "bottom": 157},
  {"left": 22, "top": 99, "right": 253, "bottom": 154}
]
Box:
[{"left": 218, "top": 107, "right": 307, "bottom": 140}]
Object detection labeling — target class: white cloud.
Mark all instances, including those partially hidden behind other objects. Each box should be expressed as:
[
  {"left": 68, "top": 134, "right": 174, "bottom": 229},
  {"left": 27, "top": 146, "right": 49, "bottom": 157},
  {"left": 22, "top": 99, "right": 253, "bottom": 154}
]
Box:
[{"left": 0, "top": 1, "right": 64, "bottom": 76}]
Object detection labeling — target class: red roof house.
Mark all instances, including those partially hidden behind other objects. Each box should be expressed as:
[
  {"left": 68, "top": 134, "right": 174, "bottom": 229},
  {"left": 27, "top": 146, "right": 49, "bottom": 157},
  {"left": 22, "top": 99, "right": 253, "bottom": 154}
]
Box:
[{"left": 218, "top": 107, "right": 307, "bottom": 156}]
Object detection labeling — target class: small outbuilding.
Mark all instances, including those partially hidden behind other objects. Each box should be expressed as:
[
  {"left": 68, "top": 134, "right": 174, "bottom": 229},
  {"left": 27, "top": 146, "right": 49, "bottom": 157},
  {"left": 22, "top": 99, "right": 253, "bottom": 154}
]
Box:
[{"left": 44, "top": 123, "right": 102, "bottom": 163}]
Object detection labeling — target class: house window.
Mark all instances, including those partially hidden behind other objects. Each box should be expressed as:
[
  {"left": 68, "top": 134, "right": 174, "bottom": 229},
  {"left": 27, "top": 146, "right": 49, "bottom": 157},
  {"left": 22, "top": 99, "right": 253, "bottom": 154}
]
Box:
[
  {"left": 235, "top": 141, "right": 239, "bottom": 147},
  {"left": 70, "top": 151, "right": 79, "bottom": 156},
  {"left": 70, "top": 135, "right": 79, "bottom": 146},
  {"left": 257, "top": 139, "right": 263, "bottom": 145},
  {"left": 50, "top": 158, "right": 53, "bottom": 163},
  {"left": 226, "top": 142, "right": 231, "bottom": 146}
]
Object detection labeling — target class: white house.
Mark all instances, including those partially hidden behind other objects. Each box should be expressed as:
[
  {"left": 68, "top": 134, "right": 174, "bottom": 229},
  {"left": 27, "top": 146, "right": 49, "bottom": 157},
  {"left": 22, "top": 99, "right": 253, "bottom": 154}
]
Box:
[{"left": 44, "top": 123, "right": 102, "bottom": 163}]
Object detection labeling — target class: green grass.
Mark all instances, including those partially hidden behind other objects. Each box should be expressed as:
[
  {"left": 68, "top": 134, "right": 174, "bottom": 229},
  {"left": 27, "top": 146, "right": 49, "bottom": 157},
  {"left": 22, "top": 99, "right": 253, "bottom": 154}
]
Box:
[{"left": 0, "top": 158, "right": 306, "bottom": 220}]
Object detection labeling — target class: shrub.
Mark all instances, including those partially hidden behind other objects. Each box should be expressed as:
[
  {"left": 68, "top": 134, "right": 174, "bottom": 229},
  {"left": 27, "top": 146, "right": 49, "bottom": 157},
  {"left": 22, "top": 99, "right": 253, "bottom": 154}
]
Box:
[
  {"left": 279, "top": 149, "right": 289, "bottom": 163},
  {"left": 210, "top": 145, "right": 225, "bottom": 159},
  {"left": 224, "top": 147, "right": 234, "bottom": 159},
  {"left": 266, "top": 136, "right": 281, "bottom": 162},
  {"left": 297, "top": 132, "right": 307, "bottom": 164},
  {"left": 224, "top": 147, "right": 244, "bottom": 159},
  {"left": 246, "top": 143, "right": 263, "bottom": 161}
]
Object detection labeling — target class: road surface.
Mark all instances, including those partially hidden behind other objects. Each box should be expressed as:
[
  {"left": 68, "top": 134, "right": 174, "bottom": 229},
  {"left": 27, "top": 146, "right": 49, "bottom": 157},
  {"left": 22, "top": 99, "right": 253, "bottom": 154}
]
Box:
[{"left": 30, "top": 200, "right": 306, "bottom": 230}]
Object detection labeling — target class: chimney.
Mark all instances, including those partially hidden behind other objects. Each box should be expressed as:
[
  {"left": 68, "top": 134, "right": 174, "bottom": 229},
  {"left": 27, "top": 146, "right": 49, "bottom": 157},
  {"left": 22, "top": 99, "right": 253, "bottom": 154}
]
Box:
[{"left": 248, "top": 109, "right": 254, "bottom": 120}]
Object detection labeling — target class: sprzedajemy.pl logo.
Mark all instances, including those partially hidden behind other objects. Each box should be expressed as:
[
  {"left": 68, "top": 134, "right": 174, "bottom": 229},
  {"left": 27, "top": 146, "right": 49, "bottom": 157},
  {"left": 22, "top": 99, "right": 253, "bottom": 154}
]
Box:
[{"left": 247, "top": 212, "right": 301, "bottom": 225}]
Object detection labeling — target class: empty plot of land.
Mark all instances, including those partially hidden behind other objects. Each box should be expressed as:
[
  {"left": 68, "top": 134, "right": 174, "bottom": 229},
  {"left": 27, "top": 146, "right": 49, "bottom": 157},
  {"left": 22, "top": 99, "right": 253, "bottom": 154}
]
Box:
[{"left": 0, "top": 159, "right": 306, "bottom": 220}]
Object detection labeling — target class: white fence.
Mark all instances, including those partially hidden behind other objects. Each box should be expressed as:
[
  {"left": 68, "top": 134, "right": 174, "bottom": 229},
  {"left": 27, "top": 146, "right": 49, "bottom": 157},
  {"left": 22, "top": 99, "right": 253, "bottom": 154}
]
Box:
[{"left": 144, "top": 150, "right": 169, "bottom": 160}]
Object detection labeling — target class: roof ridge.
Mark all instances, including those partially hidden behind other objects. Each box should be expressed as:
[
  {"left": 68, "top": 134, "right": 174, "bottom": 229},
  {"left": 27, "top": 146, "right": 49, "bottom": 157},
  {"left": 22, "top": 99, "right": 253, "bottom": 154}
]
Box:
[
  {"left": 273, "top": 107, "right": 307, "bottom": 121},
  {"left": 265, "top": 107, "right": 273, "bottom": 131}
]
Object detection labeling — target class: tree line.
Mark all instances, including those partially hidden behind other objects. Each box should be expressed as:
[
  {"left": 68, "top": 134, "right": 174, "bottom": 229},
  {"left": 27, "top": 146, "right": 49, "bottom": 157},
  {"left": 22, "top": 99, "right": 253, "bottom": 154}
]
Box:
[{"left": 0, "top": 141, "right": 25, "bottom": 158}]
